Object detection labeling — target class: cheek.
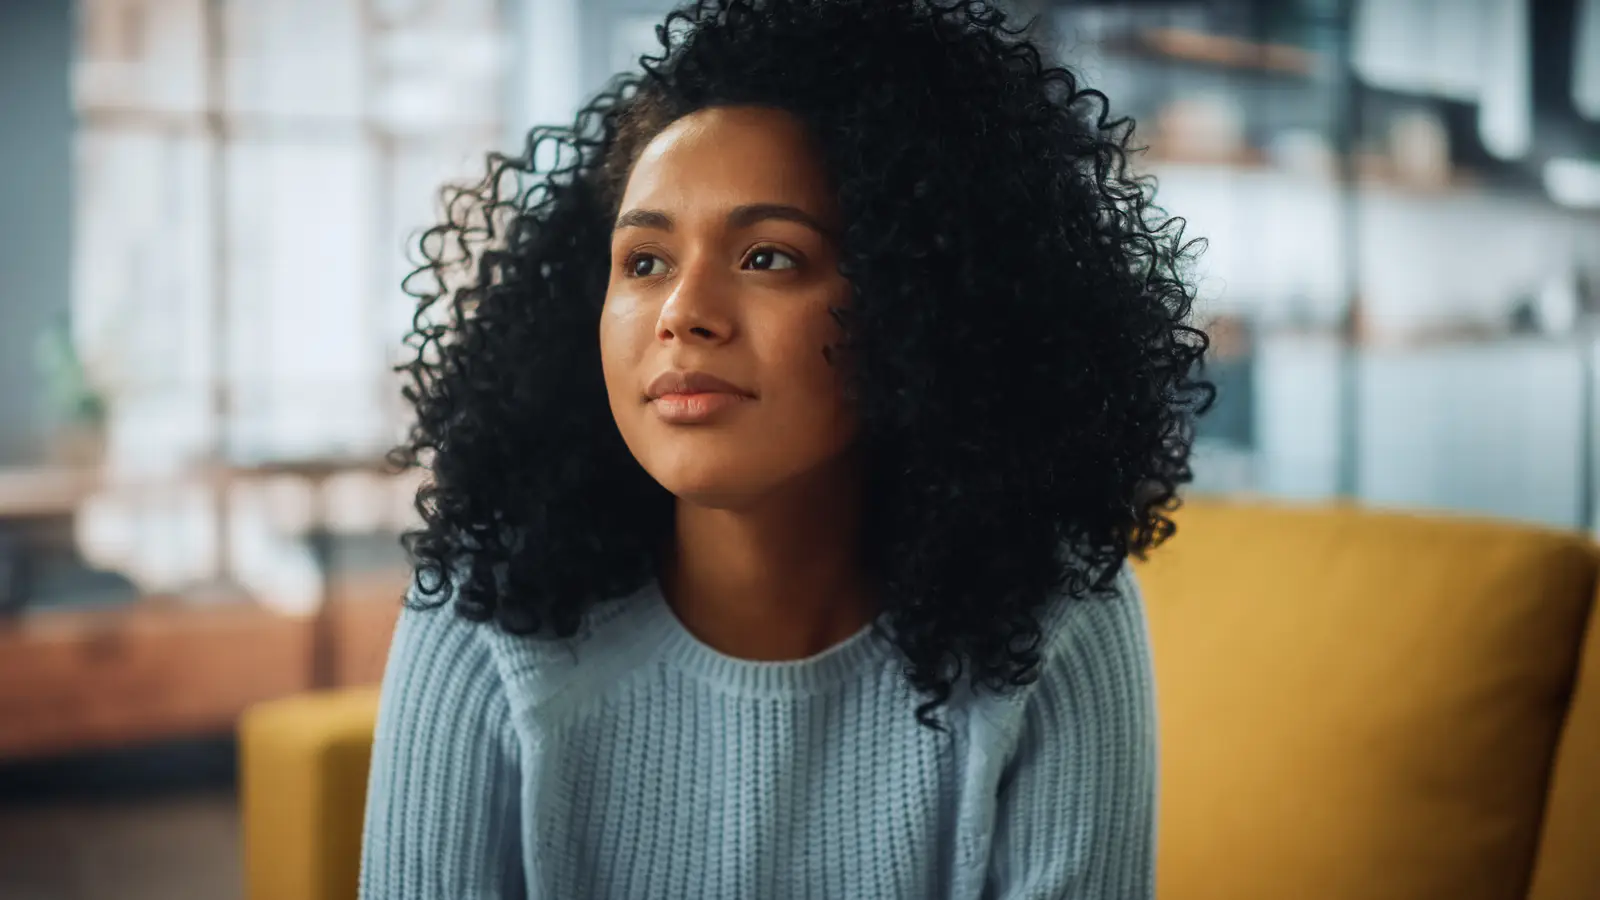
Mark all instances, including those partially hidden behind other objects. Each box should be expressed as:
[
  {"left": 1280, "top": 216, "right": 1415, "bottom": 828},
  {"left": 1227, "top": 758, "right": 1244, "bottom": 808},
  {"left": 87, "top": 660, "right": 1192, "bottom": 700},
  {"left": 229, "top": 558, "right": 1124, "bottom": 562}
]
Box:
[
  {"left": 800, "top": 296, "right": 849, "bottom": 391},
  {"left": 760, "top": 299, "right": 853, "bottom": 422},
  {"left": 599, "top": 293, "right": 649, "bottom": 387}
]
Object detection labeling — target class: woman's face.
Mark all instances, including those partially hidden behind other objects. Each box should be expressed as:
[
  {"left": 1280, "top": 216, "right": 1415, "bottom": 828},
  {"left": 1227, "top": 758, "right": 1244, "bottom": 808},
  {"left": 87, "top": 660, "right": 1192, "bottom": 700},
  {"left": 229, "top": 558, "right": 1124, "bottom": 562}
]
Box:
[{"left": 600, "top": 105, "right": 856, "bottom": 510}]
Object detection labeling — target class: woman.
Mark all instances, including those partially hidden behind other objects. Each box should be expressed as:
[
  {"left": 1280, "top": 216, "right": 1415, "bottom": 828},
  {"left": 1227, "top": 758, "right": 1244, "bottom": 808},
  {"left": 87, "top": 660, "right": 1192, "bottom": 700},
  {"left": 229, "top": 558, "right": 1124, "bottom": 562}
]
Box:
[{"left": 361, "top": 0, "right": 1212, "bottom": 897}]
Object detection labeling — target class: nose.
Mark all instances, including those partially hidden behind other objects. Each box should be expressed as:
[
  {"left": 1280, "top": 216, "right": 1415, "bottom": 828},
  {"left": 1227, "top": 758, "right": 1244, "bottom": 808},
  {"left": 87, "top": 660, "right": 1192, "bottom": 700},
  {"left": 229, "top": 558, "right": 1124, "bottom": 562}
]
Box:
[{"left": 655, "top": 256, "right": 736, "bottom": 345}]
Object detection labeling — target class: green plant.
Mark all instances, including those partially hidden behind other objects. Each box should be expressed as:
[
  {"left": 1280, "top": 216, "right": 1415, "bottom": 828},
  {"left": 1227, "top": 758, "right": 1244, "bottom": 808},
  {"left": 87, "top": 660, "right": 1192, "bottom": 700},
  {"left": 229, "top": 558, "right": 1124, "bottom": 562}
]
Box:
[{"left": 35, "top": 311, "right": 106, "bottom": 426}]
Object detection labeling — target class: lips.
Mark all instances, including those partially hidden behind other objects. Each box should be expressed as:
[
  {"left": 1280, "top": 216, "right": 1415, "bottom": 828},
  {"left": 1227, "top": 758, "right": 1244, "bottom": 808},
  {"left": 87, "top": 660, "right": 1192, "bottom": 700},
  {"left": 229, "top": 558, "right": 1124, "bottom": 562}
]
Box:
[
  {"left": 645, "top": 370, "right": 754, "bottom": 400},
  {"left": 644, "top": 370, "right": 754, "bottom": 424}
]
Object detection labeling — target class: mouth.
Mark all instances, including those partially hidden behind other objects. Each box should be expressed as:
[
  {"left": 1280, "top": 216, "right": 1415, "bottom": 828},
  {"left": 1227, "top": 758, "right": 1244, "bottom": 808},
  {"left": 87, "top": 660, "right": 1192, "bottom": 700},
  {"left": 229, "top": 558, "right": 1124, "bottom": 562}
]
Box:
[
  {"left": 645, "top": 370, "right": 754, "bottom": 400},
  {"left": 645, "top": 370, "right": 755, "bottom": 424},
  {"left": 650, "top": 391, "right": 749, "bottom": 423}
]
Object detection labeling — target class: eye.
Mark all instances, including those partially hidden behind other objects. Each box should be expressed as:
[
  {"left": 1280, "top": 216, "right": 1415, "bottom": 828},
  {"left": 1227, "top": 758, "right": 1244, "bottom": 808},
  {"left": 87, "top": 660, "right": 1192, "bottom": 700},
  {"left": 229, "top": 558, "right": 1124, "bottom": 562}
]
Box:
[
  {"left": 625, "top": 252, "right": 668, "bottom": 278},
  {"left": 744, "top": 247, "right": 798, "bottom": 271}
]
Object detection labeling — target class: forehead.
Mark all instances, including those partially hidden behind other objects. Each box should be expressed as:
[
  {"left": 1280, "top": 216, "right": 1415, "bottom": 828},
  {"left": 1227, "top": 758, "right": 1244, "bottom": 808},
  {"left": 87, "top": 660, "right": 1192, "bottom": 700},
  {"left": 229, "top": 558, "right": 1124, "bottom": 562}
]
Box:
[{"left": 620, "top": 106, "right": 836, "bottom": 214}]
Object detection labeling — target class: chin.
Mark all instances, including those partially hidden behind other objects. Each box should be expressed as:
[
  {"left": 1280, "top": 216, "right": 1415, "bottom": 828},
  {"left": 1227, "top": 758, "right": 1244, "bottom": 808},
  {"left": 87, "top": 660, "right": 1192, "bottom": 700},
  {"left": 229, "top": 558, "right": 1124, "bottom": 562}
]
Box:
[
  {"left": 625, "top": 425, "right": 853, "bottom": 512},
  {"left": 643, "top": 460, "right": 770, "bottom": 511},
  {"left": 667, "top": 489, "right": 757, "bottom": 511}
]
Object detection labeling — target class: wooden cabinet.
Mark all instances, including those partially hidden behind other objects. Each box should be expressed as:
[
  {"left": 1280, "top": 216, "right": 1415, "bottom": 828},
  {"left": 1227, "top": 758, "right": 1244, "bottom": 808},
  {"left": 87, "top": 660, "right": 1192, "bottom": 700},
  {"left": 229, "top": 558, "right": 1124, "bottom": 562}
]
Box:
[{"left": 0, "top": 570, "right": 405, "bottom": 761}]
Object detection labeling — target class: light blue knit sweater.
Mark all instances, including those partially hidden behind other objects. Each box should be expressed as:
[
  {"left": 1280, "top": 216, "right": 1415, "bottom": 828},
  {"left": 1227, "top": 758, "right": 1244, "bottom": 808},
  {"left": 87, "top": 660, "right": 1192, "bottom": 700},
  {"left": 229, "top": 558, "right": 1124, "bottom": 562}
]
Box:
[{"left": 359, "top": 566, "right": 1157, "bottom": 899}]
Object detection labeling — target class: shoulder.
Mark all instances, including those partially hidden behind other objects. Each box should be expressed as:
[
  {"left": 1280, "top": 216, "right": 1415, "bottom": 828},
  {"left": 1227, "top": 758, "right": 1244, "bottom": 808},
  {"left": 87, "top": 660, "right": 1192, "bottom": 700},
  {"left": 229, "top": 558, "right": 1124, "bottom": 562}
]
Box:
[
  {"left": 384, "top": 582, "right": 495, "bottom": 686},
  {"left": 1036, "top": 564, "right": 1153, "bottom": 691},
  {"left": 370, "top": 582, "right": 522, "bottom": 770},
  {"left": 377, "top": 581, "right": 510, "bottom": 726},
  {"left": 968, "top": 563, "right": 1156, "bottom": 750},
  {"left": 384, "top": 572, "right": 660, "bottom": 725},
  {"left": 966, "top": 571, "right": 1160, "bottom": 897}
]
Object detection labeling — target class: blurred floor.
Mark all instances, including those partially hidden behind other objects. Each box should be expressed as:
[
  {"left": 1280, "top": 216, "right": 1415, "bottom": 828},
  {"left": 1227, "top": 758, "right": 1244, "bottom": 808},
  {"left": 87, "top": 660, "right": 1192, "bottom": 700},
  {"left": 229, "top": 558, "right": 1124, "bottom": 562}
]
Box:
[
  {"left": 0, "top": 736, "right": 240, "bottom": 900},
  {"left": 0, "top": 791, "right": 239, "bottom": 900}
]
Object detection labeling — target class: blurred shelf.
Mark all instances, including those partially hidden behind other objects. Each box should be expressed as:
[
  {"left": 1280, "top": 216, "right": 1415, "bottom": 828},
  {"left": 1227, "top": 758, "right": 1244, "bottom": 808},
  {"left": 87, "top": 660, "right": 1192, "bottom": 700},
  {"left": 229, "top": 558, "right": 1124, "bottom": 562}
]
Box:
[
  {"left": 0, "top": 465, "right": 103, "bottom": 518},
  {"left": 0, "top": 568, "right": 406, "bottom": 761},
  {"left": 1102, "top": 26, "right": 1322, "bottom": 79},
  {"left": 1139, "top": 149, "right": 1499, "bottom": 201},
  {"left": 0, "top": 458, "right": 414, "bottom": 519}
]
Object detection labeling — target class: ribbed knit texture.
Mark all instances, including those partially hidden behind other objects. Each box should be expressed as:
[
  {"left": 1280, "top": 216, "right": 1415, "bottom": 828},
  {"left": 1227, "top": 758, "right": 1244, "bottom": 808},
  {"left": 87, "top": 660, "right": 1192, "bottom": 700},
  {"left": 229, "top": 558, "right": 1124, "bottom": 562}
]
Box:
[{"left": 360, "top": 567, "right": 1157, "bottom": 899}]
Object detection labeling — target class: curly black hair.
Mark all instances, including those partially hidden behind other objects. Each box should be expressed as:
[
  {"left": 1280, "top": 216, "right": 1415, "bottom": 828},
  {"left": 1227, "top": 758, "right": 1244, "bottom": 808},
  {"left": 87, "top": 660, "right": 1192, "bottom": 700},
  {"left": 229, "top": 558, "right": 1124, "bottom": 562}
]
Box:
[{"left": 393, "top": 0, "right": 1213, "bottom": 726}]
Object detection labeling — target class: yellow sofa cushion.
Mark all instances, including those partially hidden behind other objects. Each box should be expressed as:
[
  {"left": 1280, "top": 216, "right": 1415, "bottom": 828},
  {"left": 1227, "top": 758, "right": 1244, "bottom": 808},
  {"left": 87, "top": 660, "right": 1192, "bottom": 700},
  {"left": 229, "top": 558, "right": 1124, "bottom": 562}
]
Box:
[
  {"left": 1528, "top": 579, "right": 1600, "bottom": 900},
  {"left": 239, "top": 687, "right": 380, "bottom": 900},
  {"left": 1133, "top": 500, "right": 1597, "bottom": 900}
]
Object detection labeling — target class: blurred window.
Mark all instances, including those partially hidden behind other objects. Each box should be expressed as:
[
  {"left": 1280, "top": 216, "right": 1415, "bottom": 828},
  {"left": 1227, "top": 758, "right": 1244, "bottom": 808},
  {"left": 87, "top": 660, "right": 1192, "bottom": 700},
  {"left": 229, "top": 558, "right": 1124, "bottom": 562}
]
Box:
[
  {"left": 73, "top": 0, "right": 509, "bottom": 473},
  {"left": 69, "top": 0, "right": 508, "bottom": 594}
]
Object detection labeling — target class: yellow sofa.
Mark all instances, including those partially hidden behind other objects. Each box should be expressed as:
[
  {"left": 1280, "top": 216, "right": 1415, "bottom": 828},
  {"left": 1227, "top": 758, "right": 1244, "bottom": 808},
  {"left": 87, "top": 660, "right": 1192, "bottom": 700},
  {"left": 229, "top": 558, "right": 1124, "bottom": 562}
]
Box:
[{"left": 238, "top": 500, "right": 1600, "bottom": 900}]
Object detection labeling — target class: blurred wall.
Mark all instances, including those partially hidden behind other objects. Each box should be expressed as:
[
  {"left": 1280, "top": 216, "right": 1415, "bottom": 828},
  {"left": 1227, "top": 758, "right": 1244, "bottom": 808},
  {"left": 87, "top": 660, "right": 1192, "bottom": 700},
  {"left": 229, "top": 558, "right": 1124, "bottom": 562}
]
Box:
[{"left": 0, "top": 1, "right": 73, "bottom": 465}]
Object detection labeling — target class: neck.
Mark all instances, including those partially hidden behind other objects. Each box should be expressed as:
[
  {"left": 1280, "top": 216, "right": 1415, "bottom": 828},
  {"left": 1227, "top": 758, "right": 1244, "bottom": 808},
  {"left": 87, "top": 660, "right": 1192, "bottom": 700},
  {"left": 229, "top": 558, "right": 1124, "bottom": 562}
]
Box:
[{"left": 661, "top": 456, "right": 874, "bottom": 661}]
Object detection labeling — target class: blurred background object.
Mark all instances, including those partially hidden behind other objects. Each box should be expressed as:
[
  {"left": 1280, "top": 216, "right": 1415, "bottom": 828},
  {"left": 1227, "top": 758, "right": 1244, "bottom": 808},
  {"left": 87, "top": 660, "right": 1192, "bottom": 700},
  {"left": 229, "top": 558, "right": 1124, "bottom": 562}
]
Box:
[{"left": 1, "top": 0, "right": 1597, "bottom": 897}]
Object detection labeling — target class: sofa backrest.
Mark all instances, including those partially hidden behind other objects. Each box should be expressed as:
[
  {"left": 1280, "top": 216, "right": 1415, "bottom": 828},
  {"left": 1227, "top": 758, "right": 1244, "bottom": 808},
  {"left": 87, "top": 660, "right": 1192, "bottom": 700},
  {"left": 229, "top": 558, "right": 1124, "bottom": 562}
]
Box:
[
  {"left": 1526, "top": 569, "right": 1600, "bottom": 900},
  {"left": 1132, "top": 500, "right": 1599, "bottom": 900}
]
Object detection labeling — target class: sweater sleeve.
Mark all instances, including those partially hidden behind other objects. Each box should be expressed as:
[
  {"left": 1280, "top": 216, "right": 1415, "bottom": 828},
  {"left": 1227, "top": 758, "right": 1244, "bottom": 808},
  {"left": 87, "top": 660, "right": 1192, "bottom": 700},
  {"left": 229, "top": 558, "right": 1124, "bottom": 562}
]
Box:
[
  {"left": 359, "top": 598, "right": 526, "bottom": 899},
  {"left": 983, "top": 568, "right": 1158, "bottom": 900}
]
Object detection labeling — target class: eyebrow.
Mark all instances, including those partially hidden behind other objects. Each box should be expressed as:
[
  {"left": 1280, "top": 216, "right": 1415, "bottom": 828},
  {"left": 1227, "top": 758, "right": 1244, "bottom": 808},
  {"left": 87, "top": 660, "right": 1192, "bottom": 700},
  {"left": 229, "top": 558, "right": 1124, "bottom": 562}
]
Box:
[{"left": 613, "top": 203, "right": 833, "bottom": 238}]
